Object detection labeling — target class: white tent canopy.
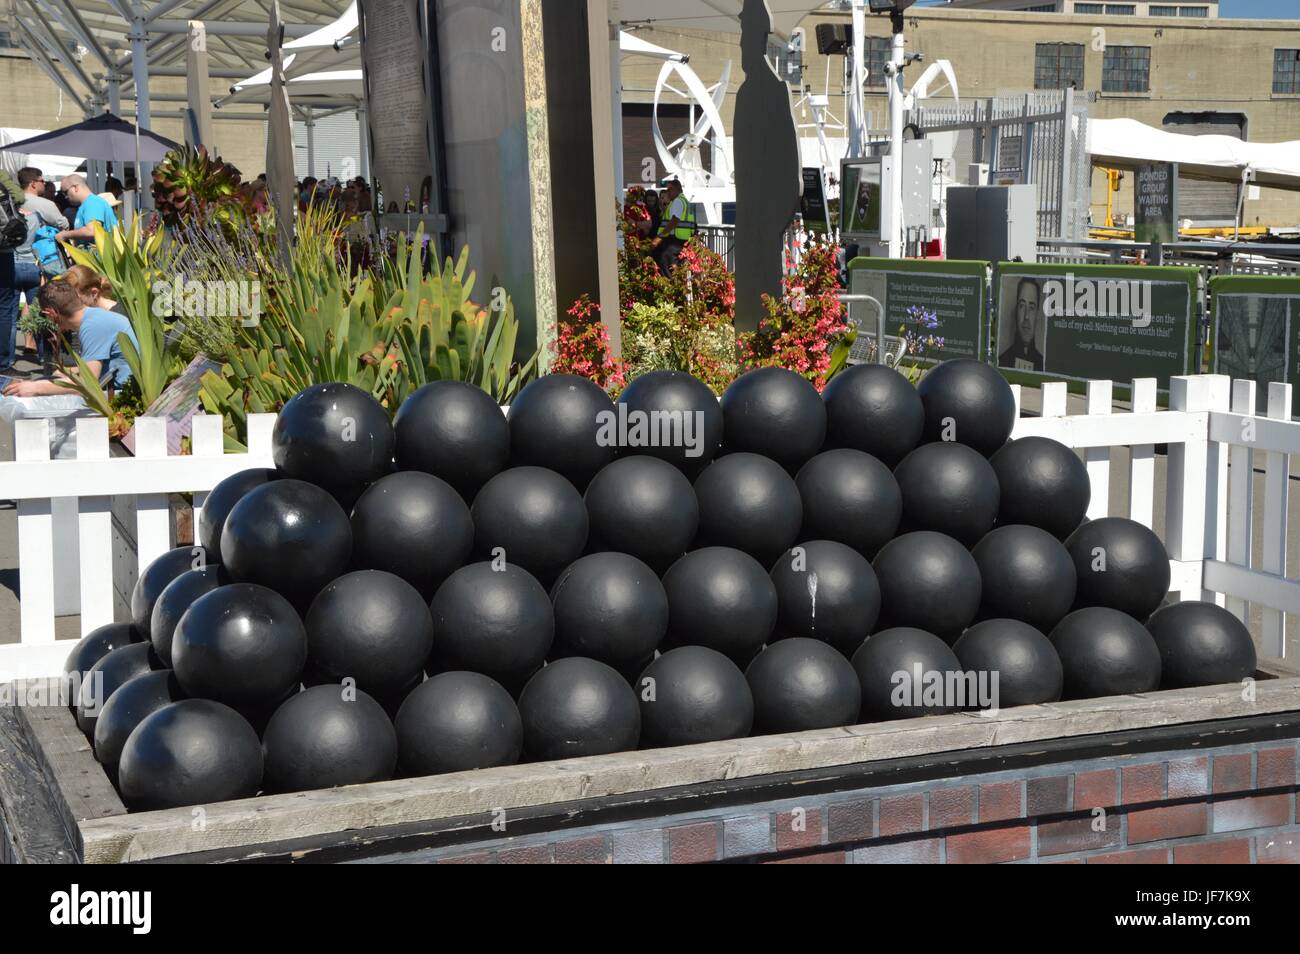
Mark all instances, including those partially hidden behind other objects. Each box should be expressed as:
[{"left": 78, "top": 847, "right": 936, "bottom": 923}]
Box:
[
  {"left": 1089, "top": 117, "right": 1300, "bottom": 192},
  {"left": 615, "top": 1, "right": 824, "bottom": 39},
  {"left": 0, "top": 128, "right": 85, "bottom": 182}
]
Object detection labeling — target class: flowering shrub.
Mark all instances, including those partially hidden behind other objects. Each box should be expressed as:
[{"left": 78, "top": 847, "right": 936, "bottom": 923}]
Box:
[
  {"left": 894, "top": 305, "right": 945, "bottom": 383},
  {"left": 551, "top": 294, "right": 625, "bottom": 392}
]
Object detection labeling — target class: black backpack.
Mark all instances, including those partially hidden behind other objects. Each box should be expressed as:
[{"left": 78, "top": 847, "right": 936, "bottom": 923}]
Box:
[{"left": 0, "top": 187, "right": 26, "bottom": 251}]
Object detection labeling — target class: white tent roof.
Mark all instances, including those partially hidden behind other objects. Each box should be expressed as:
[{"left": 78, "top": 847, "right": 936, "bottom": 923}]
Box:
[
  {"left": 620, "top": 31, "right": 688, "bottom": 62},
  {"left": 1089, "top": 117, "right": 1300, "bottom": 192}
]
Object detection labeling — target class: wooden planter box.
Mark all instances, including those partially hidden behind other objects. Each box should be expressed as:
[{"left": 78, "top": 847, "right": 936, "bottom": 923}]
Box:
[{"left": 4, "top": 661, "right": 1300, "bottom": 865}]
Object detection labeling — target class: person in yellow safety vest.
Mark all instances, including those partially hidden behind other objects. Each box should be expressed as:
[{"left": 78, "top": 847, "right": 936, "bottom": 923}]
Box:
[{"left": 651, "top": 178, "right": 695, "bottom": 276}]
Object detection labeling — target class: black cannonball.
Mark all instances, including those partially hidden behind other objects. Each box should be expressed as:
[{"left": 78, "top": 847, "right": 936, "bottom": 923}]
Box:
[
  {"left": 149, "top": 566, "right": 227, "bottom": 667},
  {"left": 64, "top": 622, "right": 141, "bottom": 682},
  {"left": 894, "top": 441, "right": 1001, "bottom": 545},
  {"left": 429, "top": 562, "right": 554, "bottom": 691},
  {"left": 852, "top": 628, "right": 964, "bottom": 720},
  {"left": 198, "top": 468, "right": 275, "bottom": 557},
  {"left": 662, "top": 547, "right": 778, "bottom": 666},
  {"left": 471, "top": 466, "right": 588, "bottom": 585},
  {"left": 77, "top": 642, "right": 158, "bottom": 737},
  {"left": 952, "top": 619, "right": 1063, "bottom": 708},
  {"left": 395, "top": 671, "right": 523, "bottom": 775},
  {"left": 916, "top": 359, "right": 1016, "bottom": 457},
  {"left": 507, "top": 373, "right": 615, "bottom": 489},
  {"left": 616, "top": 370, "right": 724, "bottom": 475},
  {"left": 394, "top": 380, "right": 510, "bottom": 499},
  {"left": 1049, "top": 607, "right": 1162, "bottom": 699},
  {"left": 93, "top": 669, "right": 186, "bottom": 770},
  {"left": 1065, "top": 517, "right": 1170, "bottom": 619},
  {"left": 118, "top": 699, "right": 262, "bottom": 810},
  {"left": 271, "top": 381, "right": 395, "bottom": 505},
  {"left": 1146, "top": 601, "right": 1257, "bottom": 689},
  {"left": 972, "top": 524, "right": 1076, "bottom": 632},
  {"left": 171, "top": 583, "right": 307, "bottom": 718},
  {"left": 131, "top": 545, "right": 211, "bottom": 640},
  {"left": 746, "top": 638, "right": 861, "bottom": 733},
  {"left": 795, "top": 449, "right": 901, "bottom": 558},
  {"left": 822, "top": 363, "right": 925, "bottom": 467},
  {"left": 305, "top": 570, "right": 434, "bottom": 699},
  {"left": 261, "top": 685, "right": 398, "bottom": 793},
  {"left": 220, "top": 478, "right": 352, "bottom": 609},
  {"left": 550, "top": 553, "right": 668, "bottom": 672},
  {"left": 637, "top": 647, "right": 753, "bottom": 747},
  {"left": 350, "top": 471, "right": 473, "bottom": 598},
  {"left": 720, "top": 366, "right": 827, "bottom": 471},
  {"left": 872, "top": 531, "right": 982, "bottom": 641},
  {"left": 584, "top": 456, "right": 698, "bottom": 571},
  {"left": 694, "top": 452, "right": 802, "bottom": 565},
  {"left": 990, "top": 437, "right": 1090, "bottom": 538},
  {"left": 518, "top": 657, "right": 641, "bottom": 761},
  {"left": 770, "top": 540, "right": 880, "bottom": 654}
]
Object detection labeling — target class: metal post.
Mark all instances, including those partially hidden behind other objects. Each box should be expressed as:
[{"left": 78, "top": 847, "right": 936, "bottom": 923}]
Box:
[
  {"left": 610, "top": 21, "right": 624, "bottom": 200},
  {"left": 130, "top": 1, "right": 154, "bottom": 209},
  {"left": 886, "top": 12, "right": 905, "bottom": 258},
  {"left": 849, "top": 0, "right": 866, "bottom": 158},
  {"left": 357, "top": 103, "right": 370, "bottom": 182},
  {"left": 108, "top": 73, "right": 121, "bottom": 114},
  {"left": 305, "top": 110, "right": 316, "bottom": 177}
]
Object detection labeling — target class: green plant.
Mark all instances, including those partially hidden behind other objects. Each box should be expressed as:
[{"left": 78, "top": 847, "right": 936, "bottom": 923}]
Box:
[
  {"left": 17, "top": 301, "right": 55, "bottom": 341},
  {"left": 551, "top": 295, "right": 624, "bottom": 392},
  {"left": 151, "top": 146, "right": 250, "bottom": 235}
]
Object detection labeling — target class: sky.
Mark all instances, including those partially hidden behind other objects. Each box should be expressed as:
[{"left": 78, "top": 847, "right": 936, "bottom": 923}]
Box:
[{"left": 914, "top": 0, "right": 1299, "bottom": 14}]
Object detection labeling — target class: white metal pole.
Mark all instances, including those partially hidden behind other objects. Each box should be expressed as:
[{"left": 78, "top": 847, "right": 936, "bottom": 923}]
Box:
[
  {"left": 357, "top": 103, "right": 370, "bottom": 182},
  {"left": 305, "top": 111, "right": 316, "bottom": 177},
  {"left": 130, "top": 1, "right": 154, "bottom": 209},
  {"left": 887, "top": 21, "right": 905, "bottom": 258},
  {"left": 611, "top": 22, "right": 624, "bottom": 200},
  {"left": 849, "top": 0, "right": 866, "bottom": 158}
]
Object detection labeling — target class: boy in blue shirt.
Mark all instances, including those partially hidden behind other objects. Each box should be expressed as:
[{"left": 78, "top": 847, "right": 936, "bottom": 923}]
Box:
[
  {"left": 2, "top": 279, "right": 137, "bottom": 396},
  {"left": 55, "top": 174, "right": 119, "bottom": 247}
]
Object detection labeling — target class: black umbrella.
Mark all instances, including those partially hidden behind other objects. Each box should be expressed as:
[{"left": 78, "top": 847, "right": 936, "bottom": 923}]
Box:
[{"left": 0, "top": 112, "right": 181, "bottom": 163}]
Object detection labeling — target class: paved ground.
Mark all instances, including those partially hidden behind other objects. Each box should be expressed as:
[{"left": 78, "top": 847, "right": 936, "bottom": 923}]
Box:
[{"left": 2, "top": 383, "right": 1297, "bottom": 658}]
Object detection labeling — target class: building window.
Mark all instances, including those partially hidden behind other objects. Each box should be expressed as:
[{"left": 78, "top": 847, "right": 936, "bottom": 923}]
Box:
[
  {"left": 1035, "top": 43, "right": 1085, "bottom": 89},
  {"left": 1074, "top": 3, "right": 1104, "bottom": 13},
  {"left": 864, "top": 36, "right": 891, "bottom": 89},
  {"left": 1103, "top": 44, "right": 1150, "bottom": 93},
  {"left": 1021, "top": 3, "right": 1058, "bottom": 10},
  {"left": 1150, "top": 4, "right": 1178, "bottom": 13},
  {"left": 1275, "top": 49, "right": 1300, "bottom": 95},
  {"left": 1180, "top": 6, "right": 1208, "bottom": 16},
  {"left": 1104, "top": 3, "right": 1135, "bottom": 13},
  {"left": 0, "top": 29, "right": 17, "bottom": 49}
]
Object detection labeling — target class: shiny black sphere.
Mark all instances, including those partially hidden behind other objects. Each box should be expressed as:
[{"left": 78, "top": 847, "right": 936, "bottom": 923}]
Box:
[
  {"left": 550, "top": 553, "right": 668, "bottom": 672},
  {"left": 150, "top": 566, "right": 227, "bottom": 667},
  {"left": 394, "top": 380, "right": 510, "bottom": 499},
  {"left": 616, "top": 370, "right": 723, "bottom": 475},
  {"left": 77, "top": 642, "right": 158, "bottom": 737},
  {"left": 990, "top": 437, "right": 1090, "bottom": 538},
  {"left": 852, "top": 628, "right": 964, "bottom": 720},
  {"left": 471, "top": 466, "right": 589, "bottom": 585},
  {"left": 953, "top": 619, "right": 1063, "bottom": 708},
  {"left": 795, "top": 449, "right": 901, "bottom": 558},
  {"left": 746, "top": 638, "right": 861, "bottom": 733},
  {"left": 694, "top": 452, "right": 802, "bottom": 565},
  {"left": 1066, "top": 517, "right": 1170, "bottom": 619},
  {"left": 916, "top": 359, "right": 1016, "bottom": 457},
  {"left": 770, "top": 540, "right": 880, "bottom": 654},
  {"left": 272, "top": 382, "right": 394, "bottom": 505},
  {"left": 395, "top": 671, "right": 523, "bottom": 775},
  {"left": 894, "top": 441, "right": 1001, "bottom": 545},
  {"left": 305, "top": 570, "right": 434, "bottom": 699},
  {"left": 507, "top": 373, "right": 615, "bottom": 489},
  {"left": 350, "top": 471, "right": 473, "bottom": 598},
  {"left": 429, "top": 562, "right": 554, "bottom": 691},
  {"left": 131, "top": 546, "right": 212, "bottom": 640},
  {"left": 262, "top": 685, "right": 398, "bottom": 793},
  {"left": 64, "top": 622, "right": 141, "bottom": 682},
  {"left": 198, "top": 468, "right": 276, "bottom": 558},
  {"left": 171, "top": 583, "right": 307, "bottom": 718},
  {"left": 720, "top": 366, "right": 827, "bottom": 471},
  {"left": 972, "top": 524, "right": 1076, "bottom": 632},
  {"left": 118, "top": 700, "right": 262, "bottom": 810},
  {"left": 1147, "top": 601, "right": 1257, "bottom": 689},
  {"left": 872, "top": 531, "right": 982, "bottom": 641},
  {"left": 1049, "top": 607, "right": 1162, "bottom": 699},
  {"left": 220, "top": 478, "right": 352, "bottom": 609},
  {"left": 637, "top": 647, "right": 753, "bottom": 747},
  {"left": 822, "top": 363, "right": 925, "bottom": 467},
  {"left": 93, "top": 669, "right": 186, "bottom": 769},
  {"left": 662, "top": 547, "right": 778, "bottom": 666},
  {"left": 584, "top": 456, "right": 698, "bottom": 571},
  {"left": 518, "top": 658, "right": 641, "bottom": 760}
]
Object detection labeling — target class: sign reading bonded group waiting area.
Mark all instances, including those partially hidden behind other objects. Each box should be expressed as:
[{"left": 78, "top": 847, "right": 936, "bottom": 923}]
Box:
[
  {"left": 1210, "top": 275, "right": 1300, "bottom": 416},
  {"left": 847, "top": 259, "right": 987, "bottom": 364},
  {"left": 993, "top": 264, "right": 1198, "bottom": 390}
]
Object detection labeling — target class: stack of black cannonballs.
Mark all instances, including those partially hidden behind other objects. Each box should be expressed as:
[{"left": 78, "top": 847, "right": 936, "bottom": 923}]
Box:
[{"left": 63, "top": 362, "right": 1258, "bottom": 812}]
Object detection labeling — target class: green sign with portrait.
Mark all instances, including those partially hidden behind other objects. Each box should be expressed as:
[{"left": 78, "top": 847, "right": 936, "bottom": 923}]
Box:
[{"left": 1209, "top": 275, "right": 1300, "bottom": 417}]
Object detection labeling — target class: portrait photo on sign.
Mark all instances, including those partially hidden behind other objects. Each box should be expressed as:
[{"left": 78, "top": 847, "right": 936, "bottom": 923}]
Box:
[{"left": 997, "top": 274, "right": 1047, "bottom": 372}]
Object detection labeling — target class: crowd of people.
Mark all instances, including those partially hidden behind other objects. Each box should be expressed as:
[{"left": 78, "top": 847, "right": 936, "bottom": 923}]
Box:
[{"left": 624, "top": 179, "right": 697, "bottom": 275}]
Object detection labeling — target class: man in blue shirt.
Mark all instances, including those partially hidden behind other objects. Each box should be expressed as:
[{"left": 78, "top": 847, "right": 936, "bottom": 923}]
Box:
[
  {"left": 55, "top": 174, "right": 119, "bottom": 246},
  {"left": 3, "top": 279, "right": 137, "bottom": 396}
]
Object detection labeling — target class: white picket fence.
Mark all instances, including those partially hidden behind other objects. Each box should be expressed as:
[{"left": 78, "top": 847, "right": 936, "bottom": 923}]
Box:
[{"left": 0, "top": 373, "right": 1296, "bottom": 681}]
